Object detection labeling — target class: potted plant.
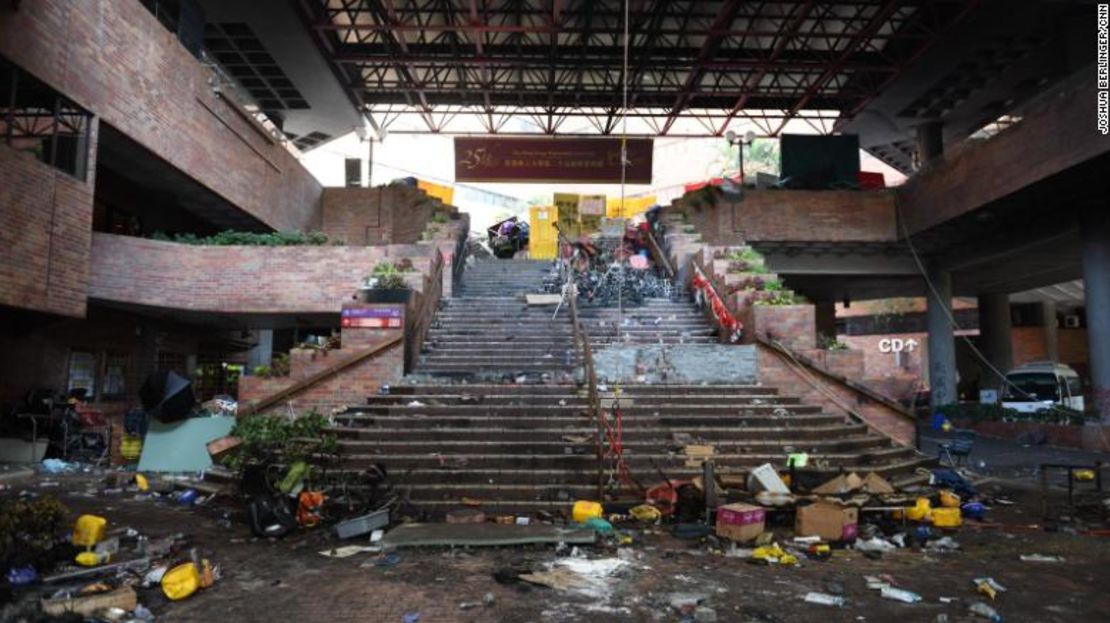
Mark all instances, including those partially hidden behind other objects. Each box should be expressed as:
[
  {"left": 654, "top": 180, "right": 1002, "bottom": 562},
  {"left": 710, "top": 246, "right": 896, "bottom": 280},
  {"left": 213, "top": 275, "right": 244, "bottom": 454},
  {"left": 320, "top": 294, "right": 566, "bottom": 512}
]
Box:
[{"left": 359, "top": 261, "right": 412, "bottom": 304}]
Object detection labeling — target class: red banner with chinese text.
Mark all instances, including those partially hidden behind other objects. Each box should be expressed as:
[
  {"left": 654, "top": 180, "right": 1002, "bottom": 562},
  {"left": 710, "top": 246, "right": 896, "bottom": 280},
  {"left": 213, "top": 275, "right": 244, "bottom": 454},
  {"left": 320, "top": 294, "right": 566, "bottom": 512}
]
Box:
[{"left": 454, "top": 137, "right": 653, "bottom": 184}]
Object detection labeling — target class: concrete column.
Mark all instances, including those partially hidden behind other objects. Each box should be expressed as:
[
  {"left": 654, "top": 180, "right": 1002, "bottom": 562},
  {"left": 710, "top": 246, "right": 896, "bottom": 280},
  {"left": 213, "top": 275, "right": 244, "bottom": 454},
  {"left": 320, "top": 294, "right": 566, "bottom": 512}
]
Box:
[
  {"left": 977, "top": 293, "right": 1013, "bottom": 391},
  {"left": 814, "top": 301, "right": 837, "bottom": 341},
  {"left": 246, "top": 330, "right": 273, "bottom": 374},
  {"left": 915, "top": 120, "right": 944, "bottom": 167},
  {"left": 1040, "top": 300, "right": 1059, "bottom": 362},
  {"left": 1081, "top": 208, "right": 1110, "bottom": 422},
  {"left": 926, "top": 265, "right": 957, "bottom": 409}
]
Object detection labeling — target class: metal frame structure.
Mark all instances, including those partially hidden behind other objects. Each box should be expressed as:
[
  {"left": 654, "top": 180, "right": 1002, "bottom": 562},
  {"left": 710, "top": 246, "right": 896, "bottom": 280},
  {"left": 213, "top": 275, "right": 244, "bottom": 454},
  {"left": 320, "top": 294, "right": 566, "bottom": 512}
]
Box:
[{"left": 298, "top": 0, "right": 977, "bottom": 137}]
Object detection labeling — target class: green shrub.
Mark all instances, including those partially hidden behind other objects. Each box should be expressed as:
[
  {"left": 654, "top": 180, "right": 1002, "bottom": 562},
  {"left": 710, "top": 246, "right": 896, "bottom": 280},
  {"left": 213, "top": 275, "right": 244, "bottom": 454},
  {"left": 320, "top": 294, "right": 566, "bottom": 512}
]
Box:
[
  {"left": 222, "top": 409, "right": 337, "bottom": 473},
  {"left": 0, "top": 496, "right": 69, "bottom": 569},
  {"left": 150, "top": 230, "right": 329, "bottom": 246},
  {"left": 369, "top": 261, "right": 408, "bottom": 289},
  {"left": 818, "top": 333, "right": 849, "bottom": 351}
]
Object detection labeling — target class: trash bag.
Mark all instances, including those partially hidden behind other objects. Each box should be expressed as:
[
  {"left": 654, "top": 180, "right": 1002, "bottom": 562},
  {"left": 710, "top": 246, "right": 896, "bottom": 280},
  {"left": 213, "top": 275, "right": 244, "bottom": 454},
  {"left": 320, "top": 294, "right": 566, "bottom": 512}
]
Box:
[{"left": 248, "top": 493, "right": 297, "bottom": 539}]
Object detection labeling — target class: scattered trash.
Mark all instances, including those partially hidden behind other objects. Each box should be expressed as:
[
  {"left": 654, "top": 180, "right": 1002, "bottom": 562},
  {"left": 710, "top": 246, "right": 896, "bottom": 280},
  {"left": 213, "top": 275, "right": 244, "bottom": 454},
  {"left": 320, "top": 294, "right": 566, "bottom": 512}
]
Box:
[
  {"left": 751, "top": 543, "right": 798, "bottom": 566},
  {"left": 41, "top": 458, "right": 74, "bottom": 474},
  {"left": 630, "top": 504, "right": 662, "bottom": 523},
  {"left": 974, "top": 577, "right": 1006, "bottom": 601},
  {"left": 881, "top": 586, "right": 923, "bottom": 603},
  {"left": 854, "top": 537, "right": 897, "bottom": 553},
  {"left": 716, "top": 503, "right": 765, "bottom": 543},
  {"left": 402, "top": 613, "right": 421, "bottom": 623},
  {"left": 968, "top": 601, "right": 1003, "bottom": 621},
  {"left": 6, "top": 565, "right": 37, "bottom": 586},
  {"left": 572, "top": 500, "right": 603, "bottom": 523},
  {"left": 926, "top": 536, "right": 960, "bottom": 552},
  {"left": 335, "top": 509, "right": 391, "bottom": 539},
  {"left": 804, "top": 592, "right": 845, "bottom": 607},
  {"left": 747, "top": 463, "right": 790, "bottom": 494},
  {"left": 373, "top": 553, "right": 402, "bottom": 568},
  {"left": 1019, "top": 554, "right": 1064, "bottom": 562},
  {"left": 41, "top": 586, "right": 138, "bottom": 617},
  {"left": 319, "top": 545, "right": 382, "bottom": 558},
  {"left": 162, "top": 559, "right": 214, "bottom": 600}
]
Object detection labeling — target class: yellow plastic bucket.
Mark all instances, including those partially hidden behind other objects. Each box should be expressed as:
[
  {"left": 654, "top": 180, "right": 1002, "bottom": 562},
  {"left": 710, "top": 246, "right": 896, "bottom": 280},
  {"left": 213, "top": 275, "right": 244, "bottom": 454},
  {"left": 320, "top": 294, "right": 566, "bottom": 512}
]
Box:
[
  {"left": 905, "top": 498, "right": 932, "bottom": 522},
  {"left": 939, "top": 489, "right": 961, "bottom": 508},
  {"left": 932, "top": 507, "right": 962, "bottom": 528},
  {"left": 121, "top": 435, "right": 143, "bottom": 460},
  {"left": 72, "top": 515, "right": 107, "bottom": 548},
  {"left": 162, "top": 562, "right": 201, "bottom": 601},
  {"left": 572, "top": 500, "right": 603, "bottom": 524}
]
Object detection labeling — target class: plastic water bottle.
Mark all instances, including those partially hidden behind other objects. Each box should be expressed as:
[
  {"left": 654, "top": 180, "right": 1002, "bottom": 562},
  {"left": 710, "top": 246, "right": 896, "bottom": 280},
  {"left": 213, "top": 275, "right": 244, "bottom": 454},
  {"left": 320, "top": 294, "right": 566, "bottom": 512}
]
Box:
[{"left": 969, "top": 602, "right": 1002, "bottom": 621}]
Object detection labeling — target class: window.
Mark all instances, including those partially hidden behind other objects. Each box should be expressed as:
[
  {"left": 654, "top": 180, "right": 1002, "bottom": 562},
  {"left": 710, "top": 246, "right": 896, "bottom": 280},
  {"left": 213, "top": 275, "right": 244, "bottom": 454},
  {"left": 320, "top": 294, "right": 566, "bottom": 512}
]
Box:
[
  {"left": 101, "top": 353, "right": 129, "bottom": 400},
  {"left": 1002, "top": 373, "right": 1060, "bottom": 402},
  {"left": 0, "top": 56, "right": 92, "bottom": 179},
  {"left": 67, "top": 352, "right": 97, "bottom": 399},
  {"left": 1067, "top": 376, "right": 1083, "bottom": 398}
]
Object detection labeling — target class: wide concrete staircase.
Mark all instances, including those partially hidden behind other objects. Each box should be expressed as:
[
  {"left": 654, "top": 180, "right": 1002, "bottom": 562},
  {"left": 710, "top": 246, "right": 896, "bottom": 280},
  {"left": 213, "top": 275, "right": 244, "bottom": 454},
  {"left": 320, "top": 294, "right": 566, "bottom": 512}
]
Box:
[{"left": 328, "top": 258, "right": 931, "bottom": 514}]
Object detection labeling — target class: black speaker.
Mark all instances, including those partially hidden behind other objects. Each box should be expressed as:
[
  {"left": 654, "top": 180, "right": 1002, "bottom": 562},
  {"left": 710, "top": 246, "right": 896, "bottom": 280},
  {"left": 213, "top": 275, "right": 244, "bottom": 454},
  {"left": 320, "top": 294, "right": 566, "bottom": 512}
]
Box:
[{"left": 780, "top": 134, "right": 861, "bottom": 190}]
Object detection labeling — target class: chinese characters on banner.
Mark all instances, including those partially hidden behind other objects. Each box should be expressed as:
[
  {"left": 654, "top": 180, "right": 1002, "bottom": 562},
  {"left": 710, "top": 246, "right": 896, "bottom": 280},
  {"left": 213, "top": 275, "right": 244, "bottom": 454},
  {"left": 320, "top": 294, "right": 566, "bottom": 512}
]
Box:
[{"left": 454, "top": 137, "right": 653, "bottom": 183}]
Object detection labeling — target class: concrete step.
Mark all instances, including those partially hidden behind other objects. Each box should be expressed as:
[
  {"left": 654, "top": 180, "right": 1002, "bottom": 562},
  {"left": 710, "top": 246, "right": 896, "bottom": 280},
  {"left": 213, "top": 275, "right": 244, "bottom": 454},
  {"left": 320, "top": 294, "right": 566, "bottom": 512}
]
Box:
[
  {"left": 330, "top": 423, "right": 869, "bottom": 442},
  {"left": 337, "top": 446, "right": 917, "bottom": 470},
  {"left": 336, "top": 434, "right": 890, "bottom": 454},
  {"left": 338, "top": 403, "right": 824, "bottom": 416},
  {"left": 367, "top": 383, "right": 779, "bottom": 395},
  {"left": 360, "top": 393, "right": 798, "bottom": 405},
  {"left": 333, "top": 414, "right": 848, "bottom": 429}
]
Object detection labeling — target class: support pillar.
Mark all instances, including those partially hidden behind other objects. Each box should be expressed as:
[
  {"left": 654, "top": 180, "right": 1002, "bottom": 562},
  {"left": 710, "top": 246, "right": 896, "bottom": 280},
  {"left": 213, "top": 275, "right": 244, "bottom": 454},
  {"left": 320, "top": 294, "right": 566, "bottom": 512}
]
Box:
[
  {"left": 814, "top": 301, "right": 837, "bottom": 341},
  {"left": 915, "top": 120, "right": 944, "bottom": 168},
  {"left": 247, "top": 330, "right": 273, "bottom": 374},
  {"left": 1081, "top": 208, "right": 1110, "bottom": 422},
  {"left": 926, "top": 265, "right": 957, "bottom": 409},
  {"left": 1040, "top": 300, "right": 1059, "bottom": 362},
  {"left": 977, "top": 293, "right": 1013, "bottom": 391}
]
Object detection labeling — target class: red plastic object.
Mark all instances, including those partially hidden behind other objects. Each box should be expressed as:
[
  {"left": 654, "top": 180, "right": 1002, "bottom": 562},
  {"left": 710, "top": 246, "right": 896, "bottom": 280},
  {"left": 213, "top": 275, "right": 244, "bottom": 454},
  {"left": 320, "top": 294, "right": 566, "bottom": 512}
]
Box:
[
  {"left": 646, "top": 481, "right": 689, "bottom": 516},
  {"left": 857, "top": 171, "right": 886, "bottom": 190}
]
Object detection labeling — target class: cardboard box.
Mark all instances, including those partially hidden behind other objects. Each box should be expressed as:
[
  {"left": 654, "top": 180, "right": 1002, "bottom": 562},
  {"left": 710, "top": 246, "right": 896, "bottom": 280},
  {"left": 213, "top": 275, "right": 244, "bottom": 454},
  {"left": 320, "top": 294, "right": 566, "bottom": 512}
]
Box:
[
  {"left": 716, "top": 503, "right": 766, "bottom": 543},
  {"left": 795, "top": 501, "right": 859, "bottom": 542}
]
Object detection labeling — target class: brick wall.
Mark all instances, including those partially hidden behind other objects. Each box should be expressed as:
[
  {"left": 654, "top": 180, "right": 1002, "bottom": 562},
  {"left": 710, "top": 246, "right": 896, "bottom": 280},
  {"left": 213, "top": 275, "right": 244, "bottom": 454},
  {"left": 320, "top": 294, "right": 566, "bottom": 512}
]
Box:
[
  {"left": 841, "top": 333, "right": 925, "bottom": 403},
  {"left": 752, "top": 305, "right": 816, "bottom": 351},
  {"left": 897, "top": 69, "right": 1108, "bottom": 235},
  {"left": 756, "top": 346, "right": 916, "bottom": 447},
  {"left": 0, "top": 142, "right": 97, "bottom": 317},
  {"left": 238, "top": 304, "right": 407, "bottom": 413},
  {"left": 87, "top": 233, "right": 436, "bottom": 314},
  {"left": 0, "top": 0, "right": 322, "bottom": 232},
  {"left": 672, "top": 188, "right": 896, "bottom": 245},
  {"left": 322, "top": 185, "right": 442, "bottom": 246}
]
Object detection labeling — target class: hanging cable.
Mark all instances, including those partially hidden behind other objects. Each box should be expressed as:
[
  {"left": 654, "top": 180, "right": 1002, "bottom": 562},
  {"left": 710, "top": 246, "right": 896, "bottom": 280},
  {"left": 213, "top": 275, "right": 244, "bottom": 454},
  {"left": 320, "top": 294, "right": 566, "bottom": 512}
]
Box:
[{"left": 895, "top": 199, "right": 1038, "bottom": 404}]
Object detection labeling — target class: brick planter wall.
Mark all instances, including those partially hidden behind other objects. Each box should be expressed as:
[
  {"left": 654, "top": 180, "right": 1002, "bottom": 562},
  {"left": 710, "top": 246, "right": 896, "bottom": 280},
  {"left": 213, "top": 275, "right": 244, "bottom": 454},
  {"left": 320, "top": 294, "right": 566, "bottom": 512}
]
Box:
[
  {"left": 238, "top": 304, "right": 408, "bottom": 413},
  {"left": 753, "top": 305, "right": 816, "bottom": 351},
  {"left": 757, "top": 346, "right": 916, "bottom": 447},
  {"left": 88, "top": 233, "right": 437, "bottom": 314},
  {"left": 809, "top": 349, "right": 865, "bottom": 379}
]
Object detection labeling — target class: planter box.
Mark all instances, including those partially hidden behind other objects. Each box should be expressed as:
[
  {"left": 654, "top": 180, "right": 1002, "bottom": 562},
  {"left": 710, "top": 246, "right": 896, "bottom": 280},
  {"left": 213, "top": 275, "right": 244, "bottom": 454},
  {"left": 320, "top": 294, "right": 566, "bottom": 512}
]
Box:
[
  {"left": 752, "top": 304, "right": 815, "bottom": 351},
  {"left": 810, "top": 349, "right": 864, "bottom": 378},
  {"left": 358, "top": 288, "right": 412, "bottom": 304}
]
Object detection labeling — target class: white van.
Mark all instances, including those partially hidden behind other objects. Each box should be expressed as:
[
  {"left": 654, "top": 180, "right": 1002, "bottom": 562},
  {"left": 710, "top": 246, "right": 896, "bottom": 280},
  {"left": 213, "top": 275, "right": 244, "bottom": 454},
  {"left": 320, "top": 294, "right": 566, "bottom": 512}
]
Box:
[{"left": 1001, "top": 362, "right": 1085, "bottom": 413}]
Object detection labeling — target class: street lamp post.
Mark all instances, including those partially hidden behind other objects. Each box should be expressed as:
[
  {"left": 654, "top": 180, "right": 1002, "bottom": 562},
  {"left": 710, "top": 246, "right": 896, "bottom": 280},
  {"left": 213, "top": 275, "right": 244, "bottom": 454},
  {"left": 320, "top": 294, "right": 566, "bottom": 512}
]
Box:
[{"left": 724, "top": 130, "right": 757, "bottom": 184}]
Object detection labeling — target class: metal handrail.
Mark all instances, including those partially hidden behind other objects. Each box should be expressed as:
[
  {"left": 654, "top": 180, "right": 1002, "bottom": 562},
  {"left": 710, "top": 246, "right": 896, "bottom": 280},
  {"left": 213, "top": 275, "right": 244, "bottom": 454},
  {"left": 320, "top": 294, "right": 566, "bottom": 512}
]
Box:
[{"left": 554, "top": 227, "right": 605, "bottom": 499}]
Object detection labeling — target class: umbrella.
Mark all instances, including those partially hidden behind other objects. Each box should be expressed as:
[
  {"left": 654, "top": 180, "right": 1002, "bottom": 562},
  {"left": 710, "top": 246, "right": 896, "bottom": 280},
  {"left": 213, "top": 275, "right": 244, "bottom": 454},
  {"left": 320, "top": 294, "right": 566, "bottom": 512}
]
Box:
[{"left": 139, "top": 370, "right": 196, "bottom": 422}]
